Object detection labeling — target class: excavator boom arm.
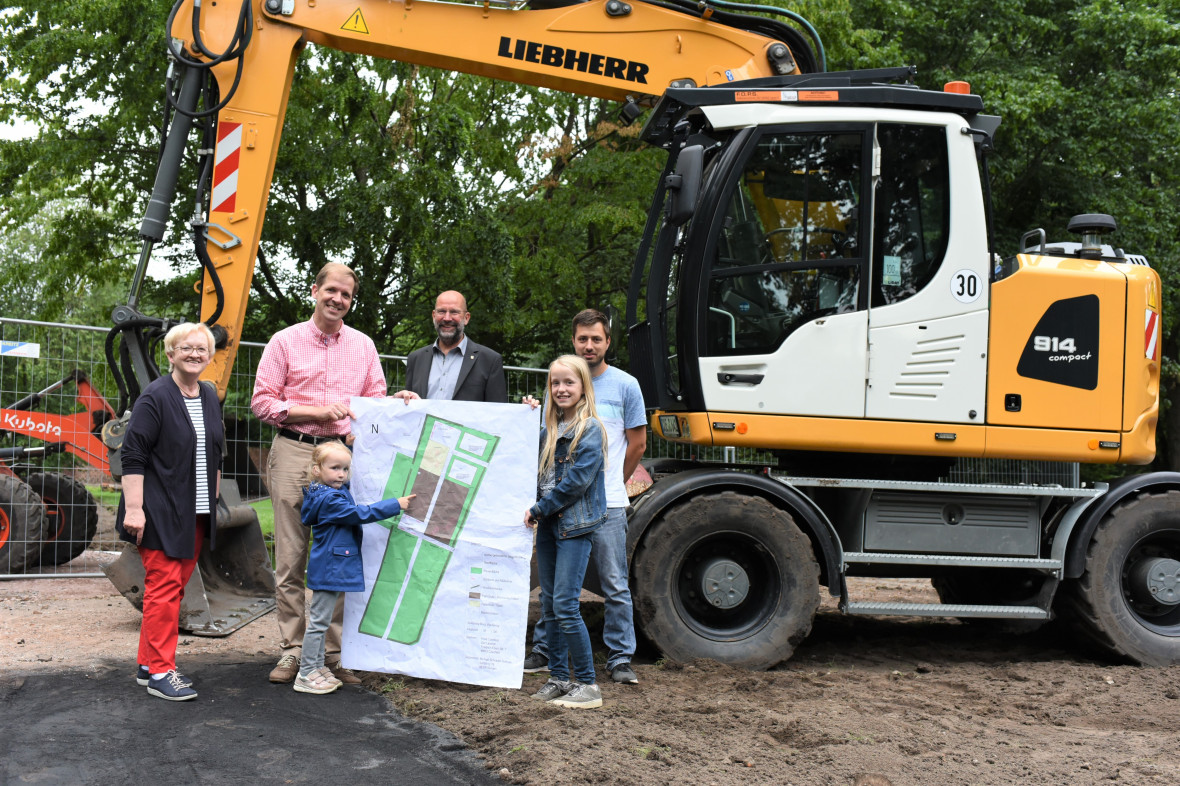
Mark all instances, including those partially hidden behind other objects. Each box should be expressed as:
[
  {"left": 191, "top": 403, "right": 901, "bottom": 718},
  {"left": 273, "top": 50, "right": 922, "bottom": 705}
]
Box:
[{"left": 142, "top": 0, "right": 817, "bottom": 398}]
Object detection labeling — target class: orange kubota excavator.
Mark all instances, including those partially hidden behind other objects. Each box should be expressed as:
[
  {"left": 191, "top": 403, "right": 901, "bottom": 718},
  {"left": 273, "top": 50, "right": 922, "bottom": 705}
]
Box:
[{"left": 105, "top": 0, "right": 1180, "bottom": 667}]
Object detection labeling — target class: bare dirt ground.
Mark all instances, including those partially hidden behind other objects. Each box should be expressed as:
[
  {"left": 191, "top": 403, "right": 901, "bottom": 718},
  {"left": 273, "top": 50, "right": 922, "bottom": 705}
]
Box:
[{"left": 4, "top": 564, "right": 1179, "bottom": 786}]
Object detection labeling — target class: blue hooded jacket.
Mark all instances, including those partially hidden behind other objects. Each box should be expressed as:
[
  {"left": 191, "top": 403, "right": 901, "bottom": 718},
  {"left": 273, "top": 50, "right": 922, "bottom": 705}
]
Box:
[{"left": 301, "top": 482, "right": 403, "bottom": 592}]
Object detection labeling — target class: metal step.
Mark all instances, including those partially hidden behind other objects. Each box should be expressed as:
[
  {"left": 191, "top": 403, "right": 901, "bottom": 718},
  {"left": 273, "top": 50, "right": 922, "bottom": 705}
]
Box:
[
  {"left": 843, "top": 552, "right": 1062, "bottom": 570},
  {"left": 844, "top": 601, "right": 1050, "bottom": 619},
  {"left": 782, "top": 475, "right": 1102, "bottom": 497}
]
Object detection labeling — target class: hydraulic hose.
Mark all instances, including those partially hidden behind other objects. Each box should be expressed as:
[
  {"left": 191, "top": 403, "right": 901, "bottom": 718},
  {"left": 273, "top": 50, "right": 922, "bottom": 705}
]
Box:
[
  {"left": 695, "top": 0, "right": 826, "bottom": 73},
  {"left": 163, "top": 0, "right": 253, "bottom": 118},
  {"left": 639, "top": 0, "right": 823, "bottom": 74},
  {"left": 193, "top": 224, "right": 227, "bottom": 328}
]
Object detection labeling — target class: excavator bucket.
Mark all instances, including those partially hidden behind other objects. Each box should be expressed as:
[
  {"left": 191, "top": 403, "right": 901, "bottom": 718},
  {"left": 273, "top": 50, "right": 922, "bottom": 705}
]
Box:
[{"left": 103, "top": 485, "right": 275, "bottom": 636}]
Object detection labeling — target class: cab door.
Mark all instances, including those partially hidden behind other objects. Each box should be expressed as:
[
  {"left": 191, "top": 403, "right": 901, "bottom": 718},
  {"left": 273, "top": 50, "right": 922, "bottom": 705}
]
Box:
[
  {"left": 695, "top": 125, "right": 870, "bottom": 418},
  {"left": 863, "top": 121, "right": 992, "bottom": 424}
]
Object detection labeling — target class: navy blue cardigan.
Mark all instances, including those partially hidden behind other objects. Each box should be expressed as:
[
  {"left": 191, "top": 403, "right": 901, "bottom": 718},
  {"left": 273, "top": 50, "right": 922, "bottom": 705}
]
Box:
[{"left": 115, "top": 375, "right": 224, "bottom": 559}]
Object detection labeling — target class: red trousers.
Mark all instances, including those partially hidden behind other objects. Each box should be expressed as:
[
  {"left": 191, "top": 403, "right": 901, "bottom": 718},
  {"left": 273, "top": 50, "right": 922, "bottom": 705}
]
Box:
[{"left": 137, "top": 526, "right": 204, "bottom": 674}]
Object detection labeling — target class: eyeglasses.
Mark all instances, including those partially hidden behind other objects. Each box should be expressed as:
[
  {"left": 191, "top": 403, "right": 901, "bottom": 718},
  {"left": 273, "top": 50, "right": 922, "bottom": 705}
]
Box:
[
  {"left": 175, "top": 345, "right": 210, "bottom": 357},
  {"left": 433, "top": 309, "right": 465, "bottom": 318}
]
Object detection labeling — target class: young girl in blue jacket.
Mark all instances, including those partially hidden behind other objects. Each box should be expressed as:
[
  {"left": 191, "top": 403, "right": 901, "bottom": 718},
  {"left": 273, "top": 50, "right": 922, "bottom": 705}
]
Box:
[
  {"left": 524, "top": 355, "right": 608, "bottom": 709},
  {"left": 298, "top": 441, "right": 414, "bottom": 695}
]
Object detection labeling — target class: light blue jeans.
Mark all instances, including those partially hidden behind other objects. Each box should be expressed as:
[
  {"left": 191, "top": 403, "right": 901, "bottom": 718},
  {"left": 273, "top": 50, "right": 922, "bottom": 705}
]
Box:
[
  {"left": 532, "top": 507, "right": 635, "bottom": 671},
  {"left": 535, "top": 517, "right": 596, "bottom": 684},
  {"left": 301, "top": 589, "right": 340, "bottom": 676}
]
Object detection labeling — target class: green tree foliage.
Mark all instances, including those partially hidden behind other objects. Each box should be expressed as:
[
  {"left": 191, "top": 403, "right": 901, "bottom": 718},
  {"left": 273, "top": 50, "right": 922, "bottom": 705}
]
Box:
[
  {"left": 0, "top": 0, "right": 158, "bottom": 325},
  {"left": 0, "top": 1, "right": 576, "bottom": 355},
  {"left": 243, "top": 53, "right": 557, "bottom": 354}
]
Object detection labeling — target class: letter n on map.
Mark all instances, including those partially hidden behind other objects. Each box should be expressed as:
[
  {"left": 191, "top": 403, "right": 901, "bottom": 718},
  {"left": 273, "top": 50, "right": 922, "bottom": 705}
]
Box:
[{"left": 359, "top": 416, "right": 500, "bottom": 644}]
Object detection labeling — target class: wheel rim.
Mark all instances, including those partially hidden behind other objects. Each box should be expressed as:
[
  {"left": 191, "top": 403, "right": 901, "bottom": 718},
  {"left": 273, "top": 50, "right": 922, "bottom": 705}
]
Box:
[
  {"left": 1120, "top": 527, "right": 1180, "bottom": 635},
  {"left": 672, "top": 530, "right": 780, "bottom": 640},
  {"left": 0, "top": 506, "right": 9, "bottom": 551},
  {"left": 40, "top": 495, "right": 66, "bottom": 543}
]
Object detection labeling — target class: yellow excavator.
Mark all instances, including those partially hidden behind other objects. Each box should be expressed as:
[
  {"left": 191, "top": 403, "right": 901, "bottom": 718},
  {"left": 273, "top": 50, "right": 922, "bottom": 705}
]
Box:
[
  {"left": 103, "top": 0, "right": 1179, "bottom": 667},
  {"left": 101, "top": 0, "right": 824, "bottom": 636}
]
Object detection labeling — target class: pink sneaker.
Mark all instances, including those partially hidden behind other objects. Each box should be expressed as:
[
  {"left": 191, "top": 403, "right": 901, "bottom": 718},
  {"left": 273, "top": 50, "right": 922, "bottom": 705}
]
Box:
[
  {"left": 293, "top": 669, "right": 338, "bottom": 695},
  {"left": 316, "top": 666, "right": 343, "bottom": 688}
]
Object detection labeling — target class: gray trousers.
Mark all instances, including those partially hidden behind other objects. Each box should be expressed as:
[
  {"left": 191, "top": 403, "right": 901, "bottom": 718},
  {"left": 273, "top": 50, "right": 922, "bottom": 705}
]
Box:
[
  {"left": 268, "top": 435, "right": 344, "bottom": 659},
  {"left": 301, "top": 589, "right": 342, "bottom": 675}
]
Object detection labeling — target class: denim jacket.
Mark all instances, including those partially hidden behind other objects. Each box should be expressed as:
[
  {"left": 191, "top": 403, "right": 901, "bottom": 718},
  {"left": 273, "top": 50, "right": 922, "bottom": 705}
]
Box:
[{"left": 529, "top": 418, "right": 607, "bottom": 539}]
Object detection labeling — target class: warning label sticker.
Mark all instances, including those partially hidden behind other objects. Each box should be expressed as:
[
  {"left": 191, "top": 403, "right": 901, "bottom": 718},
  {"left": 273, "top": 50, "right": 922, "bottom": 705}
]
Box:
[{"left": 342, "top": 7, "right": 369, "bottom": 34}]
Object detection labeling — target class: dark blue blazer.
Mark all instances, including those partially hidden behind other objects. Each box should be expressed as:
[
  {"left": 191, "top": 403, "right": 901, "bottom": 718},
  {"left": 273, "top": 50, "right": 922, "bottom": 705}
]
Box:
[{"left": 404, "top": 339, "right": 507, "bottom": 403}]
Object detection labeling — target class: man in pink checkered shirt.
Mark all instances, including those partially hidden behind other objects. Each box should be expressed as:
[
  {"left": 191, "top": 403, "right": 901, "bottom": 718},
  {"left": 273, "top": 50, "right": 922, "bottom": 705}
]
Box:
[{"left": 251, "top": 262, "right": 418, "bottom": 685}]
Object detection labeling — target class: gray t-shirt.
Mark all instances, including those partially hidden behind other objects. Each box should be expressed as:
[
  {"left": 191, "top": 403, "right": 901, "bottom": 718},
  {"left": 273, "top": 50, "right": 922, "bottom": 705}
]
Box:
[{"left": 590, "top": 366, "right": 646, "bottom": 508}]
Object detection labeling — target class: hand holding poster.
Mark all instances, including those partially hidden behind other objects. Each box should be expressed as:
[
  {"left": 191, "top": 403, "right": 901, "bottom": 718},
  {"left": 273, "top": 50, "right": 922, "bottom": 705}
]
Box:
[{"left": 344, "top": 397, "right": 539, "bottom": 689}]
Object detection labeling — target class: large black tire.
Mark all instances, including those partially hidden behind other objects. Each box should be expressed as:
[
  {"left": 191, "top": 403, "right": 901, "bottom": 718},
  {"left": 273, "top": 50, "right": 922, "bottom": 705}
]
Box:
[
  {"left": 28, "top": 473, "right": 99, "bottom": 566},
  {"left": 631, "top": 491, "right": 820, "bottom": 670},
  {"left": 1060, "top": 490, "right": 1180, "bottom": 665},
  {"left": 931, "top": 569, "right": 1050, "bottom": 635},
  {"left": 0, "top": 475, "right": 49, "bottom": 574}
]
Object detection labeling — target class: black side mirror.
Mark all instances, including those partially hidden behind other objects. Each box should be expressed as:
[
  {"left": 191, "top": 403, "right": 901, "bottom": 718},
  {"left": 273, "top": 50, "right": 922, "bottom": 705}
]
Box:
[{"left": 665, "top": 145, "right": 703, "bottom": 226}]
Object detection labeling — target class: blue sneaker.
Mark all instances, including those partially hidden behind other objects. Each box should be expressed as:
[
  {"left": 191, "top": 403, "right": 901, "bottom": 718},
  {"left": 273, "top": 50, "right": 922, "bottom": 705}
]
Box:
[
  {"left": 137, "top": 665, "right": 192, "bottom": 688},
  {"left": 147, "top": 670, "right": 198, "bottom": 701}
]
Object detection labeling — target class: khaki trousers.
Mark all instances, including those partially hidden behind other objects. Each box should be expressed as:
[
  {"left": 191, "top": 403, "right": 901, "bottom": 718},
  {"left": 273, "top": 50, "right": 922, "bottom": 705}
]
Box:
[{"left": 268, "top": 435, "right": 344, "bottom": 660}]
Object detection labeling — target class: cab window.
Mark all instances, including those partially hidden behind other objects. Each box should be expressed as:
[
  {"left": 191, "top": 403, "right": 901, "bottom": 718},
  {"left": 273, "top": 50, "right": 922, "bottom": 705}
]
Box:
[
  {"left": 873, "top": 124, "right": 950, "bottom": 305},
  {"left": 706, "top": 131, "right": 863, "bottom": 355}
]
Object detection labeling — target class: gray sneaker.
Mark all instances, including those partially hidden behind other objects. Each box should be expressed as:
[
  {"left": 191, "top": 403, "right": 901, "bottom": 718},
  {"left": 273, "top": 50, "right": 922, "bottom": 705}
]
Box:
[
  {"left": 550, "top": 681, "right": 602, "bottom": 709},
  {"left": 609, "top": 663, "right": 639, "bottom": 684},
  {"left": 531, "top": 678, "right": 573, "bottom": 701},
  {"left": 522, "top": 652, "right": 549, "bottom": 673}
]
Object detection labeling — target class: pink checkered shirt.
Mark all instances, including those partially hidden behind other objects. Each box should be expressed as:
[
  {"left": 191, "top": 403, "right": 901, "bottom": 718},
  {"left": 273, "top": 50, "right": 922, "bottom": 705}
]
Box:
[{"left": 250, "top": 319, "right": 386, "bottom": 437}]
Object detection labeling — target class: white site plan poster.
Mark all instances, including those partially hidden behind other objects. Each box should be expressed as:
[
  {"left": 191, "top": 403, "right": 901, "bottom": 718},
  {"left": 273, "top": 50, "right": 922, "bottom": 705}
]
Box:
[{"left": 342, "top": 397, "right": 539, "bottom": 689}]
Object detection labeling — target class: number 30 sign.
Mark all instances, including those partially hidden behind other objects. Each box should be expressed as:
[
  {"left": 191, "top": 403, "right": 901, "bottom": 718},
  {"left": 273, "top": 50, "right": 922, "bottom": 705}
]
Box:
[{"left": 951, "top": 269, "right": 982, "bottom": 303}]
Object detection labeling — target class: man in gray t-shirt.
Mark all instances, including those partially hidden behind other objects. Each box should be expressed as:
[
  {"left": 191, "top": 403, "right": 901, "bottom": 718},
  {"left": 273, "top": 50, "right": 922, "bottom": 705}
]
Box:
[{"left": 525, "top": 309, "right": 647, "bottom": 685}]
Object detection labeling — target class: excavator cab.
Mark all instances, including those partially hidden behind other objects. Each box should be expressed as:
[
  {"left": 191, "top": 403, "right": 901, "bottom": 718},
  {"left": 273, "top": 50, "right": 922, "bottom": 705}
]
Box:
[
  {"left": 630, "top": 70, "right": 998, "bottom": 445},
  {"left": 633, "top": 70, "right": 1158, "bottom": 466}
]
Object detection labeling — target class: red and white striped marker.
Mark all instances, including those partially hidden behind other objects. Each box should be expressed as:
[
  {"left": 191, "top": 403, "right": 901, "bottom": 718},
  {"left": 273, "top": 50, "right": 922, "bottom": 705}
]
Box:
[
  {"left": 1145, "top": 309, "right": 1160, "bottom": 361},
  {"left": 211, "top": 121, "right": 242, "bottom": 214}
]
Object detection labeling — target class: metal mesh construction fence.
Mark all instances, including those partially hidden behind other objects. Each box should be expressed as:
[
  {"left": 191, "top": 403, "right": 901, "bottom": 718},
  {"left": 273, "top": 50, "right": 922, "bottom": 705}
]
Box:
[
  {"left": 0, "top": 317, "right": 558, "bottom": 577},
  {"left": 1, "top": 317, "right": 1080, "bottom": 578}
]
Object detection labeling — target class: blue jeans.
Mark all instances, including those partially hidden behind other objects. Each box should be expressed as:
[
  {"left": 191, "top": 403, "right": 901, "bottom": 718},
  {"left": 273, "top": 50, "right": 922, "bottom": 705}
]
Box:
[
  {"left": 301, "top": 589, "right": 340, "bottom": 675},
  {"left": 532, "top": 507, "right": 635, "bottom": 671},
  {"left": 535, "top": 517, "right": 596, "bottom": 684}
]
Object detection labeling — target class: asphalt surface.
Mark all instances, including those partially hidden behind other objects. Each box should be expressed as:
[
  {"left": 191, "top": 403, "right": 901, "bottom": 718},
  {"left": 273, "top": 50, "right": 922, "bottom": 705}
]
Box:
[{"left": 0, "top": 655, "right": 501, "bottom": 785}]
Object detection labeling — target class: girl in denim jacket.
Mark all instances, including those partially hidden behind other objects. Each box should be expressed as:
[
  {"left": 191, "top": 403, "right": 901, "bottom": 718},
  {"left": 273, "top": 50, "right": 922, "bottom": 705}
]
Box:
[{"left": 524, "top": 355, "right": 608, "bottom": 709}]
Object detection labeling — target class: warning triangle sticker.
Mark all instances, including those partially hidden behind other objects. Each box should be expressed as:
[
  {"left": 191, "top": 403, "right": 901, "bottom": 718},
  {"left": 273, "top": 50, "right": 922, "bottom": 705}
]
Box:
[{"left": 342, "top": 8, "right": 369, "bottom": 34}]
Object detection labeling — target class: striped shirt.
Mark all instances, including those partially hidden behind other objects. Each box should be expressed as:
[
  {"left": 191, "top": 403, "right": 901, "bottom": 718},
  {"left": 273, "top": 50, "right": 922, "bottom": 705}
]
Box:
[
  {"left": 182, "top": 395, "right": 210, "bottom": 515},
  {"left": 250, "top": 319, "right": 387, "bottom": 437}
]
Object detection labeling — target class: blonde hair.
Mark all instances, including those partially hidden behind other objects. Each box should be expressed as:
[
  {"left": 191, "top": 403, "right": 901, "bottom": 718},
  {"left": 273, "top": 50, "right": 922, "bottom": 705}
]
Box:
[
  {"left": 538, "top": 355, "right": 607, "bottom": 479},
  {"left": 304, "top": 440, "right": 352, "bottom": 485},
  {"left": 315, "top": 262, "right": 359, "bottom": 296},
  {"left": 163, "top": 322, "right": 216, "bottom": 372}
]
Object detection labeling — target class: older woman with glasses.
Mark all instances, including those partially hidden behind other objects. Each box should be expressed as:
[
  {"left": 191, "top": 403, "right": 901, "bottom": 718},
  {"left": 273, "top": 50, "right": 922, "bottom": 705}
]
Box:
[{"left": 116, "top": 322, "right": 223, "bottom": 701}]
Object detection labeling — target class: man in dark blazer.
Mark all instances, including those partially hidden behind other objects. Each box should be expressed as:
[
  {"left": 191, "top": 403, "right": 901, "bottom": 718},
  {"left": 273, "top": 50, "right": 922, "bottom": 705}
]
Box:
[{"left": 400, "top": 290, "right": 508, "bottom": 403}]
